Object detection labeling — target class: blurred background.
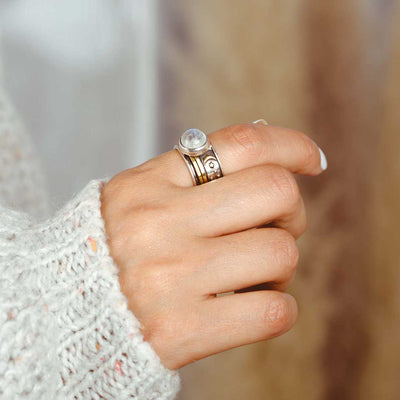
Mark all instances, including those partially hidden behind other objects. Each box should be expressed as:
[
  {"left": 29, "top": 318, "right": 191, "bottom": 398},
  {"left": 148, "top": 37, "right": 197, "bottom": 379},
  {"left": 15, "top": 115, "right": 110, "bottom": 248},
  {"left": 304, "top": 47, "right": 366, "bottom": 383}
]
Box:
[{"left": 1, "top": 0, "right": 400, "bottom": 399}]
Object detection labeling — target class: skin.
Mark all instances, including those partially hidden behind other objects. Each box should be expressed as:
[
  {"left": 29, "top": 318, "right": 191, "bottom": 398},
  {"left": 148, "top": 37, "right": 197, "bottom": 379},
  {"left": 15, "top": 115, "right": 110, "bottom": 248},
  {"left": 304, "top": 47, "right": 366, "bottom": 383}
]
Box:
[{"left": 100, "top": 123, "right": 326, "bottom": 370}]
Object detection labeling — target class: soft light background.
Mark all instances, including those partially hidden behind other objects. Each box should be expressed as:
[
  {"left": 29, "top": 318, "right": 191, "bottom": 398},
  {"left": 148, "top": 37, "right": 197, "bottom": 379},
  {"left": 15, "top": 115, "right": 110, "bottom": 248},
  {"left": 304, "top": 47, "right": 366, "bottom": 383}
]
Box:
[
  {"left": 2, "top": 1, "right": 400, "bottom": 399},
  {"left": 0, "top": 0, "right": 158, "bottom": 210}
]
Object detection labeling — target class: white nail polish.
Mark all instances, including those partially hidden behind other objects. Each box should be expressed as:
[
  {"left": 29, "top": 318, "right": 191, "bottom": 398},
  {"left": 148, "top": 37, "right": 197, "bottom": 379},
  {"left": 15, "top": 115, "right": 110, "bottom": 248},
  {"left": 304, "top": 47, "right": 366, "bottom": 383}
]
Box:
[
  {"left": 319, "top": 148, "right": 328, "bottom": 171},
  {"left": 252, "top": 119, "right": 269, "bottom": 125}
]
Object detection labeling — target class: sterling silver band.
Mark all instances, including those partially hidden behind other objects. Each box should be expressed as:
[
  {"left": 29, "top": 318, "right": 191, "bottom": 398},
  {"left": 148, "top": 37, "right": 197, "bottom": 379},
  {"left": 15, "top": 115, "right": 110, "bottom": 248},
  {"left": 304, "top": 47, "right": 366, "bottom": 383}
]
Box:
[{"left": 174, "top": 129, "right": 223, "bottom": 186}]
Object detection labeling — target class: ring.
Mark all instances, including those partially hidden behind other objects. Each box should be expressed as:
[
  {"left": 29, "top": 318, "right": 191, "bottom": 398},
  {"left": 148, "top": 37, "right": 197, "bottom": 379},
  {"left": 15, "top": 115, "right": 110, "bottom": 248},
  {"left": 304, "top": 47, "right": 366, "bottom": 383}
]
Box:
[
  {"left": 252, "top": 119, "right": 269, "bottom": 125},
  {"left": 174, "top": 128, "right": 223, "bottom": 186}
]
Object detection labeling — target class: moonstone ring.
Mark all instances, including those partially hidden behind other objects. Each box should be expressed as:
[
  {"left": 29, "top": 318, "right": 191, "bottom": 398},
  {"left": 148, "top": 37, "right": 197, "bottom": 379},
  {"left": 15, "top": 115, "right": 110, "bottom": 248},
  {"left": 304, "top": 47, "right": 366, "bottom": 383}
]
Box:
[{"left": 174, "top": 128, "right": 223, "bottom": 186}]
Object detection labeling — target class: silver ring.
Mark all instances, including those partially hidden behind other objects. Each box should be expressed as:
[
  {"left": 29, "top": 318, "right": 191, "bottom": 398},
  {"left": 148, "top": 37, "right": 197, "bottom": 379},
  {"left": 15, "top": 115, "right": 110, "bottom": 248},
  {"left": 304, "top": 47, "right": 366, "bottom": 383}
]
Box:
[{"left": 174, "top": 128, "right": 223, "bottom": 186}]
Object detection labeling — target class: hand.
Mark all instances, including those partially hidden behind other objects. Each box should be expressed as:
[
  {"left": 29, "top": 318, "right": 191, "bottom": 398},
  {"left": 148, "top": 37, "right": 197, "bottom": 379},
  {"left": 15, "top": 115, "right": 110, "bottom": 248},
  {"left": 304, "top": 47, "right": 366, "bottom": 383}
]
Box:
[{"left": 100, "top": 123, "right": 327, "bottom": 370}]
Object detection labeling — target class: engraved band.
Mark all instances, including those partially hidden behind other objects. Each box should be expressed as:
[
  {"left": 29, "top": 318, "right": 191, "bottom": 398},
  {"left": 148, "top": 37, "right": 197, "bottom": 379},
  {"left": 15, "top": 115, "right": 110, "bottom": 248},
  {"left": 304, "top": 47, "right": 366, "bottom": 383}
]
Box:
[{"left": 174, "top": 129, "right": 223, "bottom": 186}]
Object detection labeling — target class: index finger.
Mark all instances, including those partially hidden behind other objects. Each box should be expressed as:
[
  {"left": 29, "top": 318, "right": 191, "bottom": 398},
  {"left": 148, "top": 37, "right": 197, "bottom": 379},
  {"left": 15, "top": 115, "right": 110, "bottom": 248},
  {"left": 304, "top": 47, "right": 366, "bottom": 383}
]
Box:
[
  {"left": 151, "top": 123, "right": 327, "bottom": 187},
  {"left": 212, "top": 123, "right": 327, "bottom": 175}
]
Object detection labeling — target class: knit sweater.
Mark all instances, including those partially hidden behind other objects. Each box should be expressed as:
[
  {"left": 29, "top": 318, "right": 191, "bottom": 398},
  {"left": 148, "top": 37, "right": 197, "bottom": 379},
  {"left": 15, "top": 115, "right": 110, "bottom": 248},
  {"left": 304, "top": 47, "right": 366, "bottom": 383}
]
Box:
[{"left": 0, "top": 85, "right": 181, "bottom": 396}]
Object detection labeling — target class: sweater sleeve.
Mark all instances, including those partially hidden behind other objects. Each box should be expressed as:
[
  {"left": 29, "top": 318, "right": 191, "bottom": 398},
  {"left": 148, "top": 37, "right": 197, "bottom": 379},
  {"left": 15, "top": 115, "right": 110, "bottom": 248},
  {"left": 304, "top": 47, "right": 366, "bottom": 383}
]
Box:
[{"left": 0, "top": 178, "right": 181, "bottom": 400}]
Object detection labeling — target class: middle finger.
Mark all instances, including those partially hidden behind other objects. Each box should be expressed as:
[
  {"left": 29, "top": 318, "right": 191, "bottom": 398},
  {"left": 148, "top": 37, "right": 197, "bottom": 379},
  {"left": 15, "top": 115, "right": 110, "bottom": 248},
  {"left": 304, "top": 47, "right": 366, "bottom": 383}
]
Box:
[{"left": 182, "top": 163, "right": 306, "bottom": 238}]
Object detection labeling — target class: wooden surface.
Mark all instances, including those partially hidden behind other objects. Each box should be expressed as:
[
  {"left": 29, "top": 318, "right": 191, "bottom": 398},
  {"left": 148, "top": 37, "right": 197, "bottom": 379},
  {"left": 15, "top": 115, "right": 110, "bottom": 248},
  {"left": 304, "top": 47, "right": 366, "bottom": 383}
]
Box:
[{"left": 158, "top": 1, "right": 400, "bottom": 399}]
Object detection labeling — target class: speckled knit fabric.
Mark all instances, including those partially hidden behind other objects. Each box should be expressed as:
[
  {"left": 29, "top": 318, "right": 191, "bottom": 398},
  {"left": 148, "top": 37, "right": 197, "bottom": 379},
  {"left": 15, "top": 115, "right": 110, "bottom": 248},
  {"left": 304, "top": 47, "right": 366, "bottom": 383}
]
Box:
[{"left": 0, "top": 83, "right": 181, "bottom": 397}]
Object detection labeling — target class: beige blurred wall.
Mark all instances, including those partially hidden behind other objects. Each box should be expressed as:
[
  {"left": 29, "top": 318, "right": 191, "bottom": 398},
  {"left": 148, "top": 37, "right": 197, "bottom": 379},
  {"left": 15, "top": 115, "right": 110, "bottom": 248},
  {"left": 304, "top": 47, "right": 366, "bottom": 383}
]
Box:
[{"left": 158, "top": 1, "right": 400, "bottom": 399}]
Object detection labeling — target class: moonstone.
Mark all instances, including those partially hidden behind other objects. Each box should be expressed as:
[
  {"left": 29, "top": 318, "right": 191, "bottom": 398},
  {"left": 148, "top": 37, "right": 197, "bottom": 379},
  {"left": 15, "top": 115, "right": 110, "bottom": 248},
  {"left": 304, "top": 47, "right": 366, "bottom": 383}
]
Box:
[{"left": 181, "top": 129, "right": 207, "bottom": 150}]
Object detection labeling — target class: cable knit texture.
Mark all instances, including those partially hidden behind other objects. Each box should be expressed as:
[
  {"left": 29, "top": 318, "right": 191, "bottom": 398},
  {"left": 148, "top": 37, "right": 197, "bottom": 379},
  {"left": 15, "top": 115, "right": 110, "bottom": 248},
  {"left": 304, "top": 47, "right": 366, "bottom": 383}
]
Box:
[{"left": 0, "top": 83, "right": 181, "bottom": 397}]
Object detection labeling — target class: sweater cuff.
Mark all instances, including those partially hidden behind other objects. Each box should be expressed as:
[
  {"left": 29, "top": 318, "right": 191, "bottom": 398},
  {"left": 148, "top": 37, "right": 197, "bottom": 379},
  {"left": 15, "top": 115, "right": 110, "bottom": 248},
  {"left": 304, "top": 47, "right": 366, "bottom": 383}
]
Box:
[{"left": 28, "top": 179, "right": 181, "bottom": 399}]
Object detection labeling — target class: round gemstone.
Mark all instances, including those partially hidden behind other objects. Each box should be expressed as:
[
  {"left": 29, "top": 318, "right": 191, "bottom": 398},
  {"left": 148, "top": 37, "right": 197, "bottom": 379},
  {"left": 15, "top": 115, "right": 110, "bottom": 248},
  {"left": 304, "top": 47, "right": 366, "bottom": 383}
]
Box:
[{"left": 180, "top": 129, "right": 207, "bottom": 150}]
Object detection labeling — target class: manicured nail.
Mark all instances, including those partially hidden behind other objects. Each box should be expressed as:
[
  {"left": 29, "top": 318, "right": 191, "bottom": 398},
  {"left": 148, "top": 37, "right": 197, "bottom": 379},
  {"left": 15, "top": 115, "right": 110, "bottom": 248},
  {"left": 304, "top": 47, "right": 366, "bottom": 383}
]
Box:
[
  {"left": 319, "top": 148, "right": 328, "bottom": 171},
  {"left": 252, "top": 119, "right": 269, "bottom": 125}
]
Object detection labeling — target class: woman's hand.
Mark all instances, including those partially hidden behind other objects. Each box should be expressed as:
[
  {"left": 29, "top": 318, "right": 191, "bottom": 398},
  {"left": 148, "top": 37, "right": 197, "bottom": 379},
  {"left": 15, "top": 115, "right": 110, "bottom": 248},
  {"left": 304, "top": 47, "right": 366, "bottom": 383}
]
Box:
[{"left": 100, "top": 123, "right": 326, "bottom": 370}]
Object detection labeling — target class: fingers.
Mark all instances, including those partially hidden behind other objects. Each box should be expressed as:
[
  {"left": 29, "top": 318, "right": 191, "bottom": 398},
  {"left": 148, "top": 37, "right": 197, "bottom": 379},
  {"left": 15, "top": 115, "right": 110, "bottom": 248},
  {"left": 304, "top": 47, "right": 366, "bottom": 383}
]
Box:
[
  {"left": 210, "top": 123, "right": 326, "bottom": 176},
  {"left": 183, "top": 164, "right": 307, "bottom": 238},
  {"left": 195, "top": 228, "right": 299, "bottom": 295},
  {"left": 190, "top": 291, "right": 298, "bottom": 362},
  {"left": 156, "top": 123, "right": 326, "bottom": 187}
]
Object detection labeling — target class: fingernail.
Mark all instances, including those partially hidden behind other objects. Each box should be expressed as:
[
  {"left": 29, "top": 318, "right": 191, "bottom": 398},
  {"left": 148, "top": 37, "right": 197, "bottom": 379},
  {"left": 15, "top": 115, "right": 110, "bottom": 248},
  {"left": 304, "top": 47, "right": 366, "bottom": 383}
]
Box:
[
  {"left": 311, "top": 138, "right": 328, "bottom": 171},
  {"left": 252, "top": 119, "right": 269, "bottom": 125},
  {"left": 319, "top": 148, "right": 328, "bottom": 171}
]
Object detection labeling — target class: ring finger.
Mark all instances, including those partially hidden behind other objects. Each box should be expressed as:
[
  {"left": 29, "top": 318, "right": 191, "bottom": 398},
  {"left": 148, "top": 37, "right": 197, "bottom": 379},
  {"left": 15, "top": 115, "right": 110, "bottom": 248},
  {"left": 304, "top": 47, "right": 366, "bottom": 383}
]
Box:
[{"left": 193, "top": 227, "right": 299, "bottom": 296}]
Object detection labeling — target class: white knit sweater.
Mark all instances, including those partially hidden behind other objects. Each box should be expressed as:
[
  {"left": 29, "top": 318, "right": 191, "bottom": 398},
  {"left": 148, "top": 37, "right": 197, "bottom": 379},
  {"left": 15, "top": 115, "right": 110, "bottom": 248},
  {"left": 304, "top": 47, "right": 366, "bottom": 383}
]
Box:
[{"left": 0, "top": 87, "right": 181, "bottom": 396}]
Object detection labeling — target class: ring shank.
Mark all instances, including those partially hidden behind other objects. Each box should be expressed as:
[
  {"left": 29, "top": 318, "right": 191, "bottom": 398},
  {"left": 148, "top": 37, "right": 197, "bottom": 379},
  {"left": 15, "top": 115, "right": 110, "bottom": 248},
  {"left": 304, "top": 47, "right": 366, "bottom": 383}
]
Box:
[{"left": 174, "top": 140, "right": 223, "bottom": 186}]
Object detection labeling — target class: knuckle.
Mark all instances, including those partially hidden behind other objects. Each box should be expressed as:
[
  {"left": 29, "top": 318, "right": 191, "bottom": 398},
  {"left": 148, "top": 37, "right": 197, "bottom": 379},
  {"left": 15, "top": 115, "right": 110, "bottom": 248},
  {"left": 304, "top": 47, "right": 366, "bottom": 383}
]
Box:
[
  {"left": 143, "top": 309, "right": 175, "bottom": 346},
  {"left": 148, "top": 306, "right": 201, "bottom": 351},
  {"left": 228, "top": 124, "right": 263, "bottom": 159},
  {"left": 102, "top": 169, "right": 139, "bottom": 204},
  {"left": 107, "top": 200, "right": 171, "bottom": 261},
  {"left": 268, "top": 166, "right": 300, "bottom": 208},
  {"left": 130, "top": 210, "right": 158, "bottom": 242},
  {"left": 273, "top": 229, "right": 299, "bottom": 275},
  {"left": 125, "top": 204, "right": 169, "bottom": 250},
  {"left": 107, "top": 220, "right": 131, "bottom": 260},
  {"left": 134, "top": 261, "right": 176, "bottom": 297},
  {"left": 146, "top": 307, "right": 200, "bottom": 366},
  {"left": 263, "top": 293, "right": 293, "bottom": 334},
  {"left": 108, "top": 169, "right": 134, "bottom": 189}
]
